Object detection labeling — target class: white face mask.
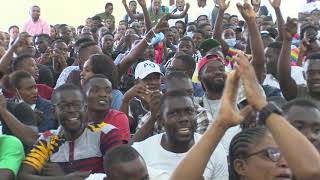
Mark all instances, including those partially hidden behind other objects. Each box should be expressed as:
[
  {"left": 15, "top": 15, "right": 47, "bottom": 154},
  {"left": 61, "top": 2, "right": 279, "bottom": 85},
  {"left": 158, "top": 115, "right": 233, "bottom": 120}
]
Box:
[
  {"left": 186, "top": 31, "right": 193, "bottom": 38},
  {"left": 225, "top": 38, "right": 237, "bottom": 47}
]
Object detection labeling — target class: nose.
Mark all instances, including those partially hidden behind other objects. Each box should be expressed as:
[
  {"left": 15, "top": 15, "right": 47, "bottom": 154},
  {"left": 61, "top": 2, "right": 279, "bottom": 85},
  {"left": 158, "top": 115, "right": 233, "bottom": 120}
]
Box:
[{"left": 277, "top": 156, "right": 289, "bottom": 168}]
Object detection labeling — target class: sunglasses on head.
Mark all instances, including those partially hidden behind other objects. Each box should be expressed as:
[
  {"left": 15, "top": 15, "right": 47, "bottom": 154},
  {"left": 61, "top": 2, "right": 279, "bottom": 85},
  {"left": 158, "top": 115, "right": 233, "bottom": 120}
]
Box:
[{"left": 245, "top": 147, "right": 282, "bottom": 162}]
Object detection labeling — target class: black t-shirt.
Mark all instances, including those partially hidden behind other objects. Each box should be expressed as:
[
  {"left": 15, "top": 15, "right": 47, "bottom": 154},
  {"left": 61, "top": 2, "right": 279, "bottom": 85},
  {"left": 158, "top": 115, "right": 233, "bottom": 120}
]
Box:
[{"left": 1, "top": 102, "right": 36, "bottom": 135}]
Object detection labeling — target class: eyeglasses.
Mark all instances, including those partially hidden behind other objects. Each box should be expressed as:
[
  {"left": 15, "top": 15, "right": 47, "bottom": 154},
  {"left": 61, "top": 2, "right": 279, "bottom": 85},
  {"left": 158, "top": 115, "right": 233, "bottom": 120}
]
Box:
[
  {"left": 245, "top": 147, "right": 282, "bottom": 162},
  {"left": 53, "top": 101, "right": 84, "bottom": 112}
]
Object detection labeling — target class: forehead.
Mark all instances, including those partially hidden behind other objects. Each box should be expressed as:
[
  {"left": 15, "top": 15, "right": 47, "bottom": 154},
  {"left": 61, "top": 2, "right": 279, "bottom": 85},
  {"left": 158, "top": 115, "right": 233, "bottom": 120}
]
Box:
[
  {"left": 178, "top": 40, "right": 192, "bottom": 46},
  {"left": 103, "top": 34, "right": 114, "bottom": 39},
  {"left": 286, "top": 105, "right": 320, "bottom": 124},
  {"left": 31, "top": 6, "right": 40, "bottom": 11},
  {"left": 88, "top": 78, "right": 112, "bottom": 89},
  {"left": 251, "top": 133, "right": 277, "bottom": 152},
  {"left": 166, "top": 78, "right": 192, "bottom": 90},
  {"left": 19, "top": 77, "right": 36, "bottom": 87},
  {"left": 206, "top": 60, "right": 224, "bottom": 68},
  {"left": 55, "top": 90, "right": 83, "bottom": 103},
  {"left": 164, "top": 96, "right": 194, "bottom": 112}
]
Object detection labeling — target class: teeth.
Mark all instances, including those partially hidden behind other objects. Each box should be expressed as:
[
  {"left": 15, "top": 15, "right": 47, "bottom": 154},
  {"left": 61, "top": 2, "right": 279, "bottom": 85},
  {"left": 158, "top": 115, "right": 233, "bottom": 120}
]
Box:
[
  {"left": 69, "top": 118, "right": 78, "bottom": 121},
  {"left": 177, "top": 128, "right": 191, "bottom": 134},
  {"left": 99, "top": 101, "right": 108, "bottom": 105}
]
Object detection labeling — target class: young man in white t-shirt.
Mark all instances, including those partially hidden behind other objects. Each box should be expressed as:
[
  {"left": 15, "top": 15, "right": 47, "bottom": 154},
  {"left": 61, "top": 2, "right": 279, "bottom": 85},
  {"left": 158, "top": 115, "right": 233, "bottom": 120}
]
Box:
[{"left": 132, "top": 91, "right": 228, "bottom": 180}]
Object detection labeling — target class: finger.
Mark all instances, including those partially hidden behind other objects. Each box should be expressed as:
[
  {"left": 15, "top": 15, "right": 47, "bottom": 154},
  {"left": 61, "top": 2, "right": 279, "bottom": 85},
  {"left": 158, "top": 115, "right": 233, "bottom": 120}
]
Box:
[
  {"left": 226, "top": 1, "right": 231, "bottom": 7},
  {"left": 236, "top": 3, "right": 244, "bottom": 13},
  {"left": 239, "top": 105, "right": 254, "bottom": 118}
]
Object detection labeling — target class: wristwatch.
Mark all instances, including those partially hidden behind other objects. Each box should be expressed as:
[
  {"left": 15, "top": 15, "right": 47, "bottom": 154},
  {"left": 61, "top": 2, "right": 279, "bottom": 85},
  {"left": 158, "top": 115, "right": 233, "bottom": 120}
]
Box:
[{"left": 257, "top": 102, "right": 283, "bottom": 125}]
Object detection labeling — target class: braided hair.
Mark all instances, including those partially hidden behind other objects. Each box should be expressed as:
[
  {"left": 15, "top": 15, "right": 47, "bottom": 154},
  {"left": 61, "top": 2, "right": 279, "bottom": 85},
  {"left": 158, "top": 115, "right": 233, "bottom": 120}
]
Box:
[{"left": 228, "top": 127, "right": 268, "bottom": 180}]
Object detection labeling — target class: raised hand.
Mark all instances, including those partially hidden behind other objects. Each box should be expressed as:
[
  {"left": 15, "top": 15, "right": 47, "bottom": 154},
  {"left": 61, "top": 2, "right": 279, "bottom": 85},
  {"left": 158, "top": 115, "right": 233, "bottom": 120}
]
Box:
[
  {"left": 216, "top": 70, "right": 253, "bottom": 129},
  {"left": 122, "top": 0, "right": 127, "bottom": 5},
  {"left": 137, "top": 0, "right": 147, "bottom": 7},
  {"left": 268, "top": 0, "right": 281, "bottom": 9},
  {"left": 218, "top": 0, "right": 230, "bottom": 12},
  {"left": 282, "top": 17, "right": 298, "bottom": 40},
  {"left": 234, "top": 52, "right": 267, "bottom": 110},
  {"left": 123, "top": 82, "right": 152, "bottom": 103},
  {"left": 153, "top": 14, "right": 169, "bottom": 33},
  {"left": 237, "top": 0, "right": 256, "bottom": 21},
  {"left": 149, "top": 90, "right": 161, "bottom": 117},
  {"left": 185, "top": 2, "right": 190, "bottom": 11}
]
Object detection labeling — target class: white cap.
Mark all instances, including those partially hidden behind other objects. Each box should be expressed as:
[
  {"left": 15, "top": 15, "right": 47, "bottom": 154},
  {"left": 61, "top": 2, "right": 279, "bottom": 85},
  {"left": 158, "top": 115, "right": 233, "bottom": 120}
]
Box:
[{"left": 135, "top": 60, "right": 163, "bottom": 79}]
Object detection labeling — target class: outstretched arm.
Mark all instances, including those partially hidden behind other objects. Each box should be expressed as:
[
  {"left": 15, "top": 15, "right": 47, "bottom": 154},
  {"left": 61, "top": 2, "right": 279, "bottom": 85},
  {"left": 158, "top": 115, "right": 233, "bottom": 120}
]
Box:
[
  {"left": 269, "top": 0, "right": 284, "bottom": 41},
  {"left": 278, "top": 18, "right": 298, "bottom": 100},
  {"left": 168, "top": 3, "right": 190, "bottom": 19},
  {"left": 237, "top": 1, "right": 265, "bottom": 83},
  {"left": 122, "top": 0, "right": 144, "bottom": 20}
]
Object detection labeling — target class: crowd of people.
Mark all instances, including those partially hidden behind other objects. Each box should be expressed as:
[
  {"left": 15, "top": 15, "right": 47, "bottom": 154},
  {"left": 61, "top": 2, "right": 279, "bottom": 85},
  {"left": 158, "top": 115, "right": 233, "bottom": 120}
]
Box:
[{"left": 0, "top": 0, "right": 320, "bottom": 179}]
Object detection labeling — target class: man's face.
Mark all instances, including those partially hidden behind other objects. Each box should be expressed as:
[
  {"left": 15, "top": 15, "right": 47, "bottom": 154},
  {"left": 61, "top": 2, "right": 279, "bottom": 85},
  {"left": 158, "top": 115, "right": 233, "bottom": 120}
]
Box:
[
  {"left": 192, "top": 32, "right": 204, "bottom": 49},
  {"left": 152, "top": 0, "right": 161, "bottom": 10},
  {"left": 54, "top": 90, "right": 85, "bottom": 133},
  {"left": 107, "top": 157, "right": 149, "bottom": 180},
  {"left": 18, "top": 58, "right": 39, "bottom": 81},
  {"left": 35, "top": 36, "right": 49, "bottom": 54},
  {"left": 85, "top": 78, "right": 113, "bottom": 112},
  {"left": 30, "top": 6, "right": 40, "bottom": 20},
  {"left": 230, "top": 17, "right": 239, "bottom": 26},
  {"left": 166, "top": 31, "right": 174, "bottom": 44},
  {"left": 101, "top": 34, "right": 114, "bottom": 51},
  {"left": 162, "top": 96, "right": 196, "bottom": 144},
  {"left": 201, "top": 25, "right": 213, "bottom": 39},
  {"left": 59, "top": 26, "right": 73, "bottom": 43},
  {"left": 16, "top": 36, "right": 36, "bottom": 56},
  {"left": 306, "top": 60, "right": 320, "bottom": 94},
  {"left": 16, "top": 77, "right": 38, "bottom": 104},
  {"left": 175, "top": 22, "right": 185, "bottom": 36},
  {"left": 197, "top": 0, "right": 205, "bottom": 6},
  {"left": 265, "top": 47, "right": 280, "bottom": 75},
  {"left": 178, "top": 40, "right": 194, "bottom": 56},
  {"left": 141, "top": 73, "right": 161, "bottom": 91},
  {"left": 286, "top": 105, "right": 320, "bottom": 152},
  {"left": 170, "top": 28, "right": 180, "bottom": 44},
  {"left": 117, "top": 25, "right": 126, "bottom": 35},
  {"left": 105, "top": 5, "right": 113, "bottom": 15},
  {"left": 86, "top": 18, "right": 93, "bottom": 28},
  {"left": 9, "top": 27, "right": 19, "bottom": 40},
  {"left": 129, "top": 1, "right": 137, "bottom": 11},
  {"left": 176, "top": 0, "right": 185, "bottom": 11},
  {"left": 200, "top": 60, "right": 226, "bottom": 93},
  {"left": 223, "top": 29, "right": 236, "bottom": 39},
  {"left": 53, "top": 42, "right": 69, "bottom": 59}
]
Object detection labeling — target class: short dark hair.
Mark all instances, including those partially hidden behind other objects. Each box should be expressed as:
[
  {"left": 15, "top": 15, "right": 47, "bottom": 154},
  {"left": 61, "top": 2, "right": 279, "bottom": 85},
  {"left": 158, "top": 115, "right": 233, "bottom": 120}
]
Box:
[
  {"left": 51, "top": 39, "right": 65, "bottom": 47},
  {"left": 198, "top": 23, "right": 212, "bottom": 30},
  {"left": 160, "top": 90, "right": 194, "bottom": 118},
  {"left": 82, "top": 74, "right": 111, "bottom": 94},
  {"left": 174, "top": 54, "right": 196, "bottom": 72},
  {"left": 12, "top": 54, "right": 34, "bottom": 71},
  {"left": 2, "top": 71, "right": 32, "bottom": 90},
  {"left": 8, "top": 25, "right": 19, "bottom": 32},
  {"left": 85, "top": 54, "right": 118, "bottom": 88},
  {"left": 105, "top": 2, "right": 113, "bottom": 8},
  {"left": 75, "top": 37, "right": 95, "bottom": 48},
  {"left": 129, "top": 0, "right": 137, "bottom": 5},
  {"left": 165, "top": 71, "right": 190, "bottom": 83},
  {"left": 101, "top": 32, "right": 114, "bottom": 39},
  {"left": 267, "top": 41, "right": 282, "bottom": 49},
  {"left": 104, "top": 145, "right": 143, "bottom": 173},
  {"left": 179, "top": 36, "right": 195, "bottom": 49},
  {"left": 78, "top": 41, "right": 98, "bottom": 54},
  {"left": 197, "top": 15, "right": 208, "bottom": 21},
  {"left": 282, "top": 98, "right": 320, "bottom": 115},
  {"left": 52, "top": 83, "right": 84, "bottom": 104},
  {"left": 192, "top": 29, "right": 205, "bottom": 37},
  {"left": 34, "top": 34, "right": 51, "bottom": 43}
]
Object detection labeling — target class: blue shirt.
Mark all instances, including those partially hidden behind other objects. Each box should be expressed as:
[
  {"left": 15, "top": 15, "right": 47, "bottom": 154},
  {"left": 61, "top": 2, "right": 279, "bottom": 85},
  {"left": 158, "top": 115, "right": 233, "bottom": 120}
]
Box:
[
  {"left": 112, "top": 89, "right": 123, "bottom": 110},
  {"left": 36, "top": 97, "right": 56, "bottom": 132}
]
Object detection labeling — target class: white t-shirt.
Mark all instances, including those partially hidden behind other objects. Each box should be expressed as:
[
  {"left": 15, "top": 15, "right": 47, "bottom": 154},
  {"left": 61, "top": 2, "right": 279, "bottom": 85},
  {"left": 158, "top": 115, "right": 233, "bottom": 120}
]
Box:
[
  {"left": 168, "top": 5, "right": 192, "bottom": 27},
  {"left": 263, "top": 66, "right": 306, "bottom": 89},
  {"left": 132, "top": 133, "right": 229, "bottom": 180}
]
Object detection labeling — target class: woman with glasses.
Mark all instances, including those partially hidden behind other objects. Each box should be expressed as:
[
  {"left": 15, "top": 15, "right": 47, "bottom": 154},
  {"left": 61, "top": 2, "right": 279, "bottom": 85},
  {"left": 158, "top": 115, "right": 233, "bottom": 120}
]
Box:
[{"left": 169, "top": 53, "right": 320, "bottom": 180}]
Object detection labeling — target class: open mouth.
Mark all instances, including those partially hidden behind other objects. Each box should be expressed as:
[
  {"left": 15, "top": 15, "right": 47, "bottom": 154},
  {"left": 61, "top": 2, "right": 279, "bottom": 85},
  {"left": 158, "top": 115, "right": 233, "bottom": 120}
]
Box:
[
  {"left": 275, "top": 172, "right": 291, "bottom": 180},
  {"left": 98, "top": 100, "right": 109, "bottom": 106}
]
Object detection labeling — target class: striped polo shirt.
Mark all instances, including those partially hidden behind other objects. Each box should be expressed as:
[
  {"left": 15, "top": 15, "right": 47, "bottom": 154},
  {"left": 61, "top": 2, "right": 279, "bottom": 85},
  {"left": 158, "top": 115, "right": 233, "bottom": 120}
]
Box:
[{"left": 23, "top": 122, "right": 123, "bottom": 173}]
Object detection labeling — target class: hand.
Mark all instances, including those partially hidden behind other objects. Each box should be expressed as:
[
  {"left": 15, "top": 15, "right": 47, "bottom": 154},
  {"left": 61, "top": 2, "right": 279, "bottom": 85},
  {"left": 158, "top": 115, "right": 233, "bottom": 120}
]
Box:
[
  {"left": 122, "top": 0, "right": 127, "bottom": 5},
  {"left": 218, "top": 0, "right": 230, "bottom": 12},
  {"left": 268, "top": 0, "right": 281, "bottom": 9},
  {"left": 39, "top": 48, "right": 53, "bottom": 65},
  {"left": 65, "top": 171, "right": 91, "bottom": 180},
  {"left": 52, "top": 49, "right": 67, "bottom": 73},
  {"left": 0, "top": 93, "right": 7, "bottom": 114},
  {"left": 216, "top": 70, "right": 253, "bottom": 129},
  {"left": 149, "top": 91, "right": 161, "bottom": 117},
  {"left": 137, "top": 0, "right": 146, "bottom": 7},
  {"left": 33, "top": 108, "right": 43, "bottom": 126},
  {"left": 11, "top": 34, "right": 28, "bottom": 50},
  {"left": 41, "top": 162, "right": 65, "bottom": 176},
  {"left": 185, "top": 3, "right": 190, "bottom": 10},
  {"left": 237, "top": 0, "right": 256, "bottom": 21},
  {"left": 234, "top": 51, "right": 267, "bottom": 110},
  {"left": 153, "top": 14, "right": 169, "bottom": 33},
  {"left": 124, "top": 82, "right": 152, "bottom": 103},
  {"left": 282, "top": 17, "right": 298, "bottom": 41}
]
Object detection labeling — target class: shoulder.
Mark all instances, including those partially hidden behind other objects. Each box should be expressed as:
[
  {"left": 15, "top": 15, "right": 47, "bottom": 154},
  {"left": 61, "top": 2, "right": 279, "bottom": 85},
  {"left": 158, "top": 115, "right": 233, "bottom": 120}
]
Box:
[
  {"left": 87, "top": 122, "right": 117, "bottom": 134},
  {"left": 132, "top": 133, "right": 163, "bottom": 149}
]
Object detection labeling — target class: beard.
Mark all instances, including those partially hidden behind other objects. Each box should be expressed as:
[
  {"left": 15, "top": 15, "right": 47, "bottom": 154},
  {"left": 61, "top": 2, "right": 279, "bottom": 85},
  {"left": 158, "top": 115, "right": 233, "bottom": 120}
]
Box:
[{"left": 202, "top": 77, "right": 225, "bottom": 93}]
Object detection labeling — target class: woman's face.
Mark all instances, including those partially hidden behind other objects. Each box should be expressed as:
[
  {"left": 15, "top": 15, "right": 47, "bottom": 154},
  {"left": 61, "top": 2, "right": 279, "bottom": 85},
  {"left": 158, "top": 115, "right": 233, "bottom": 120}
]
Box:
[
  {"left": 237, "top": 133, "right": 293, "bottom": 180},
  {"left": 80, "top": 59, "right": 94, "bottom": 85}
]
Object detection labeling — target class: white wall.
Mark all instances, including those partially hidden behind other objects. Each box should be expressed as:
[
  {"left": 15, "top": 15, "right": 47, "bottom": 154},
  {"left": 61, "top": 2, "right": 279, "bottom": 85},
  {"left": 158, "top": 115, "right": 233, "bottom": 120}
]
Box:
[{"left": 0, "top": 0, "right": 304, "bottom": 32}]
